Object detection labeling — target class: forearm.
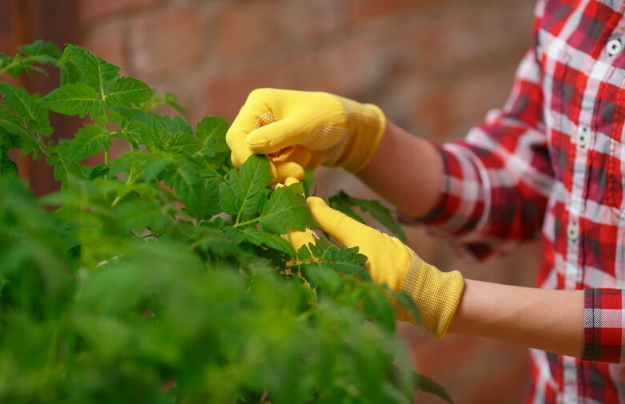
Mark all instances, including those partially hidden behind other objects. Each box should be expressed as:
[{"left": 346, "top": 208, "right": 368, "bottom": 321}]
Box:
[
  {"left": 448, "top": 279, "right": 584, "bottom": 358},
  {"left": 356, "top": 121, "right": 443, "bottom": 218}
]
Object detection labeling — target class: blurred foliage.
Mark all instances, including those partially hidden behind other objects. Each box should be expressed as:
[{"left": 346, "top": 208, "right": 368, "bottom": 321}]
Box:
[{"left": 0, "top": 42, "right": 452, "bottom": 404}]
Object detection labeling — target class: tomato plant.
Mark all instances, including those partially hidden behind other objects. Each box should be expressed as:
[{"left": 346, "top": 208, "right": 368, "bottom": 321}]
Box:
[{"left": 0, "top": 42, "right": 452, "bottom": 404}]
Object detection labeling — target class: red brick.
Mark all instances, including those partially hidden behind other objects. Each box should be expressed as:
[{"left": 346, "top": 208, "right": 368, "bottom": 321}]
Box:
[
  {"left": 279, "top": 0, "right": 345, "bottom": 44},
  {"left": 128, "top": 8, "right": 203, "bottom": 77},
  {"left": 217, "top": 1, "right": 282, "bottom": 60},
  {"left": 203, "top": 55, "right": 317, "bottom": 121},
  {"left": 313, "top": 36, "right": 385, "bottom": 97},
  {"left": 82, "top": 23, "right": 128, "bottom": 73},
  {"left": 346, "top": 0, "right": 406, "bottom": 24},
  {"left": 78, "top": 0, "right": 162, "bottom": 23}
]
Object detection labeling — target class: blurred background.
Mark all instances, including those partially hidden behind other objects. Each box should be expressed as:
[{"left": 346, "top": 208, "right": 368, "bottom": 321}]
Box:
[{"left": 1, "top": 0, "right": 539, "bottom": 402}]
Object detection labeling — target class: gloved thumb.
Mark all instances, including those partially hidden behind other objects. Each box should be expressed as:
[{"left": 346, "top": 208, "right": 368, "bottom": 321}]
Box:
[
  {"left": 246, "top": 117, "right": 300, "bottom": 154},
  {"left": 306, "top": 196, "right": 386, "bottom": 259}
]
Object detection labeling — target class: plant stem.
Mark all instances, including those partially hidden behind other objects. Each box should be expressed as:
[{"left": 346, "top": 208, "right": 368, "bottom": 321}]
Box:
[
  {"left": 232, "top": 218, "right": 259, "bottom": 228},
  {"left": 110, "top": 172, "right": 137, "bottom": 208}
]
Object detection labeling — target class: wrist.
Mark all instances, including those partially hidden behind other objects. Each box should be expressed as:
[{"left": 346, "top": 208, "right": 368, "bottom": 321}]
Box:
[
  {"left": 397, "top": 251, "right": 465, "bottom": 338},
  {"left": 331, "top": 96, "right": 386, "bottom": 172}
]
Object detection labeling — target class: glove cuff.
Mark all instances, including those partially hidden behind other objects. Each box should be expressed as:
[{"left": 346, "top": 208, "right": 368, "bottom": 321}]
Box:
[
  {"left": 331, "top": 96, "right": 386, "bottom": 173},
  {"left": 396, "top": 251, "right": 464, "bottom": 339}
]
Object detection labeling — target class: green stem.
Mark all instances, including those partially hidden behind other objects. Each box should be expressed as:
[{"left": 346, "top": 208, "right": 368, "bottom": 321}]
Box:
[
  {"left": 232, "top": 218, "right": 259, "bottom": 228},
  {"left": 110, "top": 172, "right": 137, "bottom": 208}
]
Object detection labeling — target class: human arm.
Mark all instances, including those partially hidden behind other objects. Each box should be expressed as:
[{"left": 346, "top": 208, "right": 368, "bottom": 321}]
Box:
[
  {"left": 305, "top": 196, "right": 590, "bottom": 360},
  {"left": 449, "top": 280, "right": 583, "bottom": 359},
  {"left": 355, "top": 120, "right": 443, "bottom": 218}
]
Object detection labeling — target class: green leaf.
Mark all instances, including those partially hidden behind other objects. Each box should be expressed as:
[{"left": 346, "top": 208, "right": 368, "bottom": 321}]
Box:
[
  {"left": 0, "top": 149, "right": 18, "bottom": 178},
  {"left": 328, "top": 191, "right": 406, "bottom": 242},
  {"left": 308, "top": 236, "right": 370, "bottom": 280},
  {"left": 105, "top": 77, "right": 153, "bottom": 108},
  {"left": 239, "top": 227, "right": 295, "bottom": 257},
  {"left": 166, "top": 133, "right": 203, "bottom": 155},
  {"left": 182, "top": 175, "right": 221, "bottom": 220},
  {"left": 235, "top": 155, "right": 272, "bottom": 218},
  {"left": 219, "top": 183, "right": 237, "bottom": 216},
  {"left": 39, "top": 83, "right": 100, "bottom": 118},
  {"left": 0, "top": 83, "right": 52, "bottom": 136},
  {"left": 391, "top": 290, "right": 422, "bottom": 326},
  {"left": 414, "top": 373, "right": 454, "bottom": 404},
  {"left": 46, "top": 139, "right": 84, "bottom": 188},
  {"left": 258, "top": 182, "right": 317, "bottom": 234},
  {"left": 18, "top": 40, "right": 61, "bottom": 65},
  {"left": 68, "top": 124, "right": 110, "bottom": 162},
  {"left": 0, "top": 110, "right": 40, "bottom": 158},
  {"left": 57, "top": 44, "right": 120, "bottom": 92},
  {"left": 196, "top": 116, "right": 229, "bottom": 156},
  {"left": 111, "top": 151, "right": 173, "bottom": 184}
]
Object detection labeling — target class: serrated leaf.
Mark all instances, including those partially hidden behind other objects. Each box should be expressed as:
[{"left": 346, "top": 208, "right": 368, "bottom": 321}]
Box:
[
  {"left": 219, "top": 183, "right": 237, "bottom": 216},
  {"left": 166, "top": 133, "right": 203, "bottom": 155},
  {"left": 46, "top": 140, "right": 84, "bottom": 188},
  {"left": 357, "top": 199, "right": 407, "bottom": 242},
  {"left": 19, "top": 40, "right": 60, "bottom": 65},
  {"left": 88, "top": 163, "right": 109, "bottom": 180},
  {"left": 258, "top": 182, "right": 317, "bottom": 234},
  {"left": 60, "top": 63, "right": 81, "bottom": 86},
  {"left": 182, "top": 175, "right": 221, "bottom": 220},
  {"left": 0, "top": 110, "right": 39, "bottom": 158},
  {"left": 235, "top": 155, "right": 272, "bottom": 218},
  {"left": 329, "top": 191, "right": 406, "bottom": 242},
  {"left": 105, "top": 77, "right": 153, "bottom": 108},
  {"left": 57, "top": 44, "right": 120, "bottom": 92},
  {"left": 238, "top": 228, "right": 295, "bottom": 257},
  {"left": 68, "top": 124, "right": 110, "bottom": 162},
  {"left": 115, "top": 198, "right": 174, "bottom": 233},
  {"left": 310, "top": 243, "right": 370, "bottom": 280},
  {"left": 39, "top": 83, "right": 100, "bottom": 118},
  {"left": 196, "top": 116, "right": 229, "bottom": 156},
  {"left": 111, "top": 151, "right": 172, "bottom": 183},
  {"left": 0, "top": 149, "right": 18, "bottom": 178},
  {"left": 0, "top": 83, "right": 52, "bottom": 136}
]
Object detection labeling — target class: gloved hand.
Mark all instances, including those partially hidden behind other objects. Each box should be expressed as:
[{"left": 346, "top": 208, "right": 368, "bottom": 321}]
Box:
[
  {"left": 306, "top": 197, "right": 465, "bottom": 339},
  {"left": 226, "top": 89, "right": 386, "bottom": 183}
]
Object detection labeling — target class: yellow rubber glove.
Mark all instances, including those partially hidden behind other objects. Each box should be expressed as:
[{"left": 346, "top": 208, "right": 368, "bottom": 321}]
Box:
[
  {"left": 226, "top": 89, "right": 386, "bottom": 183},
  {"left": 307, "top": 197, "right": 465, "bottom": 339}
]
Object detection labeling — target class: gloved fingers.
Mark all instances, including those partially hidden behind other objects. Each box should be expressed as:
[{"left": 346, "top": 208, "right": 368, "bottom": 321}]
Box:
[
  {"left": 306, "top": 196, "right": 386, "bottom": 258},
  {"left": 268, "top": 146, "right": 312, "bottom": 167},
  {"left": 226, "top": 104, "right": 267, "bottom": 168},
  {"left": 246, "top": 116, "right": 303, "bottom": 154},
  {"left": 274, "top": 162, "right": 305, "bottom": 183}
]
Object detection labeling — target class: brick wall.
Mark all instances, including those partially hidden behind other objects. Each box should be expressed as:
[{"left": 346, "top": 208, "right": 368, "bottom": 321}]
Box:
[{"left": 78, "top": 0, "right": 539, "bottom": 403}]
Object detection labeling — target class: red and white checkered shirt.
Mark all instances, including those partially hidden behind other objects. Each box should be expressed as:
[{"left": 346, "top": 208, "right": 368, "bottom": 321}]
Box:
[{"left": 414, "top": 0, "right": 625, "bottom": 402}]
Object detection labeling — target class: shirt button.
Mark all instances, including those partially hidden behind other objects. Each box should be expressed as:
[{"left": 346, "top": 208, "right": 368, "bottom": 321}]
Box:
[
  {"left": 607, "top": 38, "right": 623, "bottom": 56},
  {"left": 567, "top": 223, "right": 580, "bottom": 242},
  {"left": 576, "top": 127, "right": 590, "bottom": 148}
]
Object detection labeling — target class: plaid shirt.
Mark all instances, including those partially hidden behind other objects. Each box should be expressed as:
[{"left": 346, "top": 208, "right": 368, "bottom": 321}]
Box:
[{"left": 414, "top": 0, "right": 625, "bottom": 402}]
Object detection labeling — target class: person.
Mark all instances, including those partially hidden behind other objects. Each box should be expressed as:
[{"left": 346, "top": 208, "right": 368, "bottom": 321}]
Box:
[{"left": 225, "top": 0, "right": 625, "bottom": 402}]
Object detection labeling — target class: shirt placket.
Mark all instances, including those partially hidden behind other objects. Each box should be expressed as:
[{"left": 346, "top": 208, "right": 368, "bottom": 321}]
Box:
[{"left": 563, "top": 8, "right": 625, "bottom": 402}]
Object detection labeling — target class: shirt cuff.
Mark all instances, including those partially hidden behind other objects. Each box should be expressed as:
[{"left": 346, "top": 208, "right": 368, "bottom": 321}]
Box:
[
  {"left": 583, "top": 289, "right": 625, "bottom": 363},
  {"left": 398, "top": 141, "right": 492, "bottom": 259}
]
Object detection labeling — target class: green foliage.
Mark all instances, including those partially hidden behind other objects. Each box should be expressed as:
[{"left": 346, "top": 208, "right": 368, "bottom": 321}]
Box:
[
  {"left": 0, "top": 42, "right": 453, "bottom": 404},
  {"left": 328, "top": 190, "right": 407, "bottom": 242}
]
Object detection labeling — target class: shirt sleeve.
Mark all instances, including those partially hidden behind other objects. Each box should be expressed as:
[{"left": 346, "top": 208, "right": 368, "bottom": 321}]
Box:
[
  {"left": 404, "top": 46, "right": 555, "bottom": 260},
  {"left": 583, "top": 289, "right": 625, "bottom": 363}
]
